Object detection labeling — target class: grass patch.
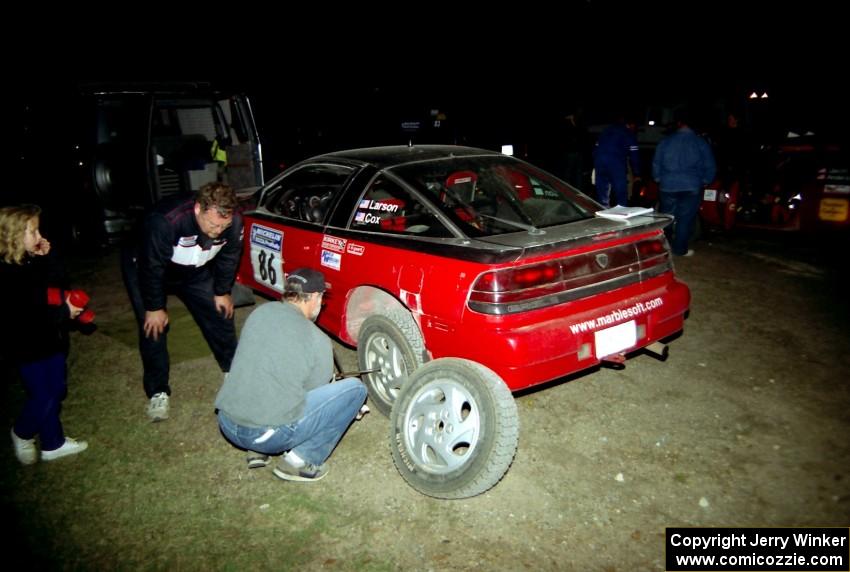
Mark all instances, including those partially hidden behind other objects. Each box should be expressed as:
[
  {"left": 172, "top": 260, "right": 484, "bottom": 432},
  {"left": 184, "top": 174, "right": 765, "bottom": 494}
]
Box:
[
  {"left": 98, "top": 305, "right": 213, "bottom": 365},
  {"left": 0, "top": 255, "right": 393, "bottom": 570}
]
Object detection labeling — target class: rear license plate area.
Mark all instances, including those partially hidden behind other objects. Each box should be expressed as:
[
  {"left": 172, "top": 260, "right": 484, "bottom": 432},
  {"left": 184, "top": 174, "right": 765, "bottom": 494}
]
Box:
[{"left": 594, "top": 320, "right": 637, "bottom": 358}]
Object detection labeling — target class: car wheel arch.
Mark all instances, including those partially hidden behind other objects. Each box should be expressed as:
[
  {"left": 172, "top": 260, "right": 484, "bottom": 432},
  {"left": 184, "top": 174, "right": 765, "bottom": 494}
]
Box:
[
  {"left": 343, "top": 285, "right": 424, "bottom": 347},
  {"left": 347, "top": 285, "right": 431, "bottom": 417}
]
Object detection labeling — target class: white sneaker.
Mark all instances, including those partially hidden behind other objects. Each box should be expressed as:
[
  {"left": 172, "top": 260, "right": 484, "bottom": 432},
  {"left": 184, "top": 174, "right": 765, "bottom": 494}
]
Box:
[
  {"left": 147, "top": 392, "right": 170, "bottom": 421},
  {"left": 41, "top": 437, "right": 88, "bottom": 461},
  {"left": 11, "top": 428, "right": 38, "bottom": 465},
  {"left": 355, "top": 404, "right": 370, "bottom": 421}
]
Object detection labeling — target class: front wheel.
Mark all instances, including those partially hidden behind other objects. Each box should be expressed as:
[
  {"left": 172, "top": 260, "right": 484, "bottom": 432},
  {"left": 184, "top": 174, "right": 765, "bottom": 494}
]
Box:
[{"left": 389, "top": 358, "right": 519, "bottom": 499}]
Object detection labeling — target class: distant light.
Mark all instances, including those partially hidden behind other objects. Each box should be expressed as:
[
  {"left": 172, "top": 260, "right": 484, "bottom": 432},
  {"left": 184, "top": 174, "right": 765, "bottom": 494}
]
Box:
[
  {"left": 648, "top": 120, "right": 656, "bottom": 126},
  {"left": 749, "top": 91, "right": 759, "bottom": 99},
  {"left": 761, "top": 92, "right": 769, "bottom": 99},
  {"left": 78, "top": 161, "right": 84, "bottom": 166},
  {"left": 792, "top": 193, "right": 802, "bottom": 201},
  {"left": 501, "top": 144, "right": 514, "bottom": 156}
]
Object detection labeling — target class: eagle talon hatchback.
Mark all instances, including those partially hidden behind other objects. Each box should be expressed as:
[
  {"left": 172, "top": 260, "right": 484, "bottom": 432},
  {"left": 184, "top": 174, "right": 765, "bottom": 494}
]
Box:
[{"left": 237, "top": 145, "right": 690, "bottom": 499}]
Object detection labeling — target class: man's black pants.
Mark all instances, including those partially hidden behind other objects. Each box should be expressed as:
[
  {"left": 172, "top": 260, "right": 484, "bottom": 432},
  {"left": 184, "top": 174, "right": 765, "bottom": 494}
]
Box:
[{"left": 121, "top": 248, "right": 236, "bottom": 398}]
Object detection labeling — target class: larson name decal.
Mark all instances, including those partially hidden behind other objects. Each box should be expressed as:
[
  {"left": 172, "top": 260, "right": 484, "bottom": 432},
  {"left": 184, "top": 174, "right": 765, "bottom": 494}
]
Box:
[{"left": 359, "top": 199, "right": 399, "bottom": 213}]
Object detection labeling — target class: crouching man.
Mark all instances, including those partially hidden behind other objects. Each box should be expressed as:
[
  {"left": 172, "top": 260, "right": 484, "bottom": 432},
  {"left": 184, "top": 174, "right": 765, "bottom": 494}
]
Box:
[{"left": 215, "top": 268, "right": 366, "bottom": 482}]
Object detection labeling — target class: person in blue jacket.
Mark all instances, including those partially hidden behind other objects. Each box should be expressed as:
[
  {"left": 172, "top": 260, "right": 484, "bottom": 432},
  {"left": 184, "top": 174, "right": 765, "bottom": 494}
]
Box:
[
  {"left": 652, "top": 109, "right": 716, "bottom": 256},
  {"left": 593, "top": 117, "right": 641, "bottom": 207}
]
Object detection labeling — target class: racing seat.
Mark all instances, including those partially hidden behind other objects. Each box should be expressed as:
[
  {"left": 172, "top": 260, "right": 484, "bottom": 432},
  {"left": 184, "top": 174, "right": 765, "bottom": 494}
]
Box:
[
  {"left": 376, "top": 198, "right": 407, "bottom": 231},
  {"left": 445, "top": 170, "right": 478, "bottom": 202}
]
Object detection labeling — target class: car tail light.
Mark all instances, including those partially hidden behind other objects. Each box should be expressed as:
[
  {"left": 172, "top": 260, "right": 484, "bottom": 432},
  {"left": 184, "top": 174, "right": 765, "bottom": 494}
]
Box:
[
  {"left": 468, "top": 234, "right": 672, "bottom": 315},
  {"left": 635, "top": 236, "right": 669, "bottom": 272}
]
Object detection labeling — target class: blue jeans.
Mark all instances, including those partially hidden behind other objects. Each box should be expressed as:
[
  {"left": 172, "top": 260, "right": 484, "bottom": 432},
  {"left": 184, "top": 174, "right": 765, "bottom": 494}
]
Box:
[
  {"left": 659, "top": 190, "right": 702, "bottom": 255},
  {"left": 217, "top": 378, "right": 367, "bottom": 466},
  {"left": 15, "top": 352, "right": 67, "bottom": 451}
]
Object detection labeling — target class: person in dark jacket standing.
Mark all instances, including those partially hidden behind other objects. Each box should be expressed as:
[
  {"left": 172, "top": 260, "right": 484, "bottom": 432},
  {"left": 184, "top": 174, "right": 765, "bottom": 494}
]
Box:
[
  {"left": 593, "top": 117, "right": 641, "bottom": 206},
  {"left": 0, "top": 204, "right": 88, "bottom": 464},
  {"left": 652, "top": 110, "right": 716, "bottom": 256},
  {"left": 560, "top": 111, "right": 591, "bottom": 189},
  {"left": 122, "top": 183, "right": 243, "bottom": 421}
]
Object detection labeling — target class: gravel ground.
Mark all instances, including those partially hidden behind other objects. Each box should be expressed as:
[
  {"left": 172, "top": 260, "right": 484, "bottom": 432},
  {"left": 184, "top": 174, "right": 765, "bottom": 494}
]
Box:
[{"left": 3, "top": 231, "right": 848, "bottom": 570}]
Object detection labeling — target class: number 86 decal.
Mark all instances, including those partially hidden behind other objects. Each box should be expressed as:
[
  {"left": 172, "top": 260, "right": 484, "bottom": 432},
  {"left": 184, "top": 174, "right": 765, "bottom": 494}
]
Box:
[{"left": 257, "top": 249, "right": 278, "bottom": 285}]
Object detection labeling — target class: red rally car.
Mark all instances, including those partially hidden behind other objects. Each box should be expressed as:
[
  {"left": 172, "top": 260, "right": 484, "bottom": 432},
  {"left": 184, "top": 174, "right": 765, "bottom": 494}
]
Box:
[{"left": 236, "top": 145, "right": 690, "bottom": 499}]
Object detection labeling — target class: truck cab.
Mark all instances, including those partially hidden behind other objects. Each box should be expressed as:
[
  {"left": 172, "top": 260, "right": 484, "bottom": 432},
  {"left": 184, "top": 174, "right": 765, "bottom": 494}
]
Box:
[
  {"left": 9, "top": 82, "right": 264, "bottom": 248},
  {"left": 82, "top": 82, "right": 264, "bottom": 243}
]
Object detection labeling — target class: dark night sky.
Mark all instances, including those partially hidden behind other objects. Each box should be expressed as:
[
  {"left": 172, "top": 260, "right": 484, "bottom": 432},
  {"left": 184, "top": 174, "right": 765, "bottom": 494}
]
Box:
[{"left": 12, "top": 1, "right": 848, "bottom": 152}]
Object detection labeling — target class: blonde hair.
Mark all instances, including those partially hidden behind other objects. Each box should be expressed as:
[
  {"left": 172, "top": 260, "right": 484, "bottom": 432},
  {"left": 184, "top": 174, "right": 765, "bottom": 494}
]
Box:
[{"left": 0, "top": 204, "right": 41, "bottom": 264}]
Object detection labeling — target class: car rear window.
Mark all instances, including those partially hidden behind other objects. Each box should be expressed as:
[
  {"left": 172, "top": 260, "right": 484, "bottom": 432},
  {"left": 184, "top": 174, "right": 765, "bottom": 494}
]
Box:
[{"left": 388, "top": 156, "right": 597, "bottom": 237}]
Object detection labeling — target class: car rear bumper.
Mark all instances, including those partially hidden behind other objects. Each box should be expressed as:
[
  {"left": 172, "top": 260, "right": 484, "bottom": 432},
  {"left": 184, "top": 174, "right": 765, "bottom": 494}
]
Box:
[{"left": 424, "top": 274, "right": 690, "bottom": 391}]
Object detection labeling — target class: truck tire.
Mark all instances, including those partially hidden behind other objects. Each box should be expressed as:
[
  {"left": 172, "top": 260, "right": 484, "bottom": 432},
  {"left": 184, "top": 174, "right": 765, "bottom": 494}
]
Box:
[
  {"left": 389, "top": 358, "right": 519, "bottom": 499},
  {"left": 357, "top": 310, "right": 427, "bottom": 417}
]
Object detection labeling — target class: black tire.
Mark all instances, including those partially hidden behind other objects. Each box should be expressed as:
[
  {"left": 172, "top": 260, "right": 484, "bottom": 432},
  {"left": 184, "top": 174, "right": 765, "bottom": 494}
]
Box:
[
  {"left": 230, "top": 282, "right": 256, "bottom": 308},
  {"left": 389, "top": 358, "right": 519, "bottom": 499},
  {"left": 357, "top": 309, "right": 427, "bottom": 416}
]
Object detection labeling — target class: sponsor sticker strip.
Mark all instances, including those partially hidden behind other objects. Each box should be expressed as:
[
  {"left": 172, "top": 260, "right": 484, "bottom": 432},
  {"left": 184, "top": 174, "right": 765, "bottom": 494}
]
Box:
[{"left": 569, "top": 297, "right": 663, "bottom": 335}]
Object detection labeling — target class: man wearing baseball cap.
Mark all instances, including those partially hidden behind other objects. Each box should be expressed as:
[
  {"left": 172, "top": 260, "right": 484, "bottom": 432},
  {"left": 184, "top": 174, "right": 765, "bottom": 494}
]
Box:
[{"left": 215, "top": 267, "right": 367, "bottom": 481}]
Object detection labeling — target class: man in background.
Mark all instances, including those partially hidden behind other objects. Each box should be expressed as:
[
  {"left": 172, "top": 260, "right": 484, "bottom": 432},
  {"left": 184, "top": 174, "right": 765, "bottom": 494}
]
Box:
[
  {"left": 652, "top": 109, "right": 716, "bottom": 257},
  {"left": 593, "top": 116, "right": 641, "bottom": 207}
]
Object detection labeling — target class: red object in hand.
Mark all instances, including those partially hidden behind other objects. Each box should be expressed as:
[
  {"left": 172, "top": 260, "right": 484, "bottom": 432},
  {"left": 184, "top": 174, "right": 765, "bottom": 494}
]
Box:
[
  {"left": 46, "top": 288, "right": 95, "bottom": 323},
  {"left": 68, "top": 290, "right": 90, "bottom": 308},
  {"left": 77, "top": 308, "right": 96, "bottom": 324}
]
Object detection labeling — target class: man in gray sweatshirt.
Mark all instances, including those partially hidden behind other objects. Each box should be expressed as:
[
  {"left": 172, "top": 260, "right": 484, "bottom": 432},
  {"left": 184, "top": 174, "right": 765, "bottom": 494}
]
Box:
[{"left": 215, "top": 267, "right": 367, "bottom": 482}]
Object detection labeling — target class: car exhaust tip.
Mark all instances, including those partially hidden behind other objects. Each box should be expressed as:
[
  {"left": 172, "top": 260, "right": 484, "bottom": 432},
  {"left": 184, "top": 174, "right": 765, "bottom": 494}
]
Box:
[
  {"left": 600, "top": 352, "right": 626, "bottom": 370},
  {"left": 645, "top": 341, "right": 669, "bottom": 361}
]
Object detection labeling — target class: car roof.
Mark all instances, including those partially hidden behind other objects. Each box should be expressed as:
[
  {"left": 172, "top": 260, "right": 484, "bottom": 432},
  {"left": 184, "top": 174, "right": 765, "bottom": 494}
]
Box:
[{"left": 308, "top": 145, "right": 502, "bottom": 170}]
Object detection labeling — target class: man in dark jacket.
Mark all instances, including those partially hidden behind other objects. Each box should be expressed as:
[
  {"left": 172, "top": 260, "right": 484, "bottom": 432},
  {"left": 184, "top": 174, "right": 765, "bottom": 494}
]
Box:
[
  {"left": 652, "top": 110, "right": 716, "bottom": 257},
  {"left": 593, "top": 117, "right": 641, "bottom": 207},
  {"left": 122, "top": 182, "right": 243, "bottom": 421}
]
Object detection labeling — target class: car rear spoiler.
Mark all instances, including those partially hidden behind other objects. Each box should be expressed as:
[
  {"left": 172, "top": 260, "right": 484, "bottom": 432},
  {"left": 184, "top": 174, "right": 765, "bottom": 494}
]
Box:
[{"left": 476, "top": 213, "right": 674, "bottom": 259}]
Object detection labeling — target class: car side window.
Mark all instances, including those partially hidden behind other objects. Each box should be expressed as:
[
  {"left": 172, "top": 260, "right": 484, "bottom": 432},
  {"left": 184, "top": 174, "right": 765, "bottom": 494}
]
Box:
[
  {"left": 260, "top": 164, "right": 354, "bottom": 224},
  {"left": 350, "top": 175, "right": 452, "bottom": 237}
]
